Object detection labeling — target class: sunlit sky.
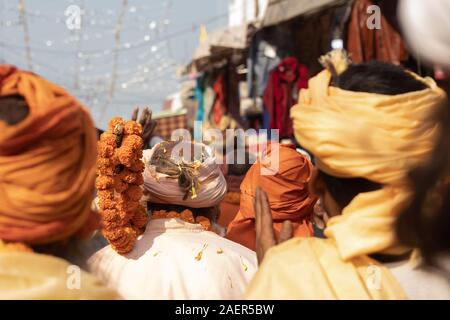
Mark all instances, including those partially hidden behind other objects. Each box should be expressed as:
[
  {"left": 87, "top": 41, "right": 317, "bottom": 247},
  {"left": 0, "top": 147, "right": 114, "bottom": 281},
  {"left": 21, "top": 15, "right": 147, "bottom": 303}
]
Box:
[{"left": 0, "top": 0, "right": 228, "bottom": 129}]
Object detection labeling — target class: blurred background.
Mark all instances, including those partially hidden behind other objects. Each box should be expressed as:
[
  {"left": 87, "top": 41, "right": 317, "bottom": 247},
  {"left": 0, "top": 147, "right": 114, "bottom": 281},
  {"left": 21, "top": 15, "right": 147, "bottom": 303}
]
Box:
[{"left": 0, "top": 0, "right": 427, "bottom": 138}]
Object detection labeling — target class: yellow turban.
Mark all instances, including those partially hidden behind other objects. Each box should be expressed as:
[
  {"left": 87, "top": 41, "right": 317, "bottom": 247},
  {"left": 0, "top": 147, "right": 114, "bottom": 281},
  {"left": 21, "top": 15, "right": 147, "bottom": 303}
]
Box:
[
  {"left": 245, "top": 60, "right": 446, "bottom": 300},
  {"left": 291, "top": 67, "right": 446, "bottom": 259}
]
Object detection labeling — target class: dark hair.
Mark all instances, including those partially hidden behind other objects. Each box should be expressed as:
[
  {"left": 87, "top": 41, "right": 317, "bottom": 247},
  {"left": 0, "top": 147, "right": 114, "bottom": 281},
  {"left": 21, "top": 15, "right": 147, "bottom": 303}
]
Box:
[
  {"left": 318, "top": 171, "right": 382, "bottom": 209},
  {"left": 321, "top": 61, "right": 428, "bottom": 209},
  {"left": 333, "top": 61, "right": 428, "bottom": 95},
  {"left": 0, "top": 94, "right": 29, "bottom": 125}
]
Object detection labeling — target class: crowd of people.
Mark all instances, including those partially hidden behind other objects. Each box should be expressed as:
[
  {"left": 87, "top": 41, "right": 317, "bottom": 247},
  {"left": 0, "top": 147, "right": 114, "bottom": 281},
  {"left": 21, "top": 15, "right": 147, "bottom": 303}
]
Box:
[{"left": 0, "top": 0, "right": 449, "bottom": 300}]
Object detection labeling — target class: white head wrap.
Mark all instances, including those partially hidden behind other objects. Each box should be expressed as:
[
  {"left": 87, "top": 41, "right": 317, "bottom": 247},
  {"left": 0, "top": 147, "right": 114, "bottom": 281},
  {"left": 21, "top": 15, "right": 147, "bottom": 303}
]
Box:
[
  {"left": 399, "top": 0, "right": 450, "bottom": 68},
  {"left": 143, "top": 141, "right": 227, "bottom": 208}
]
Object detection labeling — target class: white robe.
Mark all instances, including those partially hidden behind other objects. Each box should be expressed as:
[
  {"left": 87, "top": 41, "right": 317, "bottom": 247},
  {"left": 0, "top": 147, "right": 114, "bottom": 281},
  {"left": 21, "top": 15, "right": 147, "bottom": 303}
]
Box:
[{"left": 87, "top": 218, "right": 257, "bottom": 300}]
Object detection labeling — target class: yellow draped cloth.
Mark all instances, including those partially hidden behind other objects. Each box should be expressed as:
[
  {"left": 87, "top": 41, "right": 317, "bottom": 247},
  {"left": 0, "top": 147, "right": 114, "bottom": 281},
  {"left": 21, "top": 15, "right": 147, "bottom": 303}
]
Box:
[
  {"left": 0, "top": 251, "right": 119, "bottom": 299},
  {"left": 246, "top": 67, "right": 446, "bottom": 299}
]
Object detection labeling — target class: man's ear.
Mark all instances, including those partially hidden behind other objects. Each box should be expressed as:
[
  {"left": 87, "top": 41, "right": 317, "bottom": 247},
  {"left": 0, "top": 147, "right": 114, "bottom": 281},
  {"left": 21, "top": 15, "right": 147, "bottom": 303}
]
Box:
[{"left": 308, "top": 167, "right": 327, "bottom": 197}]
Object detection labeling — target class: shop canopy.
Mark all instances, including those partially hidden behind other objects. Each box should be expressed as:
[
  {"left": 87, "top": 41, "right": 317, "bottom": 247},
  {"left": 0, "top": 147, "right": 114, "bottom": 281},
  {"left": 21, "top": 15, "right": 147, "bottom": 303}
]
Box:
[
  {"left": 192, "top": 24, "right": 248, "bottom": 70},
  {"left": 262, "top": 0, "right": 348, "bottom": 27}
]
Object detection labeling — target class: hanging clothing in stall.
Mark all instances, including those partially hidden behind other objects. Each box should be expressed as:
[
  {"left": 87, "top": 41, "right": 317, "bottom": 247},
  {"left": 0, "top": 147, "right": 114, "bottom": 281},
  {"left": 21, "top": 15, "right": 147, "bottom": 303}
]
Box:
[
  {"left": 206, "top": 73, "right": 239, "bottom": 132},
  {"left": 247, "top": 26, "right": 295, "bottom": 99},
  {"left": 211, "top": 74, "right": 226, "bottom": 126},
  {"left": 195, "top": 75, "right": 205, "bottom": 122},
  {"left": 347, "top": 0, "right": 408, "bottom": 64},
  {"left": 202, "top": 74, "right": 216, "bottom": 124},
  {"left": 263, "top": 57, "right": 309, "bottom": 139}
]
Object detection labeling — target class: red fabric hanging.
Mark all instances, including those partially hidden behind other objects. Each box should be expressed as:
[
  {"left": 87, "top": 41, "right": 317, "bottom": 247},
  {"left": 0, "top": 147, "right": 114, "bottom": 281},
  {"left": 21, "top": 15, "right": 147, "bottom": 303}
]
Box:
[{"left": 263, "top": 57, "right": 309, "bottom": 138}]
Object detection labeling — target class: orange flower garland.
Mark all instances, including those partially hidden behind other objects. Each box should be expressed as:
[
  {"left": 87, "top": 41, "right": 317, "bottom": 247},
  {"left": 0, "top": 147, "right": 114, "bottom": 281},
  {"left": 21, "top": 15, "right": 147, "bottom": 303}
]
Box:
[
  {"left": 96, "top": 117, "right": 148, "bottom": 255},
  {"left": 151, "top": 209, "right": 212, "bottom": 231}
]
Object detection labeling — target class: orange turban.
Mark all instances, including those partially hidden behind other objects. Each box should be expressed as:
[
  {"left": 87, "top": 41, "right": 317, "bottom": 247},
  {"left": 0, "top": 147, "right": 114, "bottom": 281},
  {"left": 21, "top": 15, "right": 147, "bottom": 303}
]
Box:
[
  {"left": 0, "top": 65, "right": 98, "bottom": 245},
  {"left": 226, "top": 145, "right": 316, "bottom": 251}
]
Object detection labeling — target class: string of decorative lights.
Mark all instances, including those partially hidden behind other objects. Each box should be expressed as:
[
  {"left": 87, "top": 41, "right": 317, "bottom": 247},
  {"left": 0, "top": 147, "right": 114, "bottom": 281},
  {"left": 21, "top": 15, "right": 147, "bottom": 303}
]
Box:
[
  {"left": 0, "top": 0, "right": 236, "bottom": 128},
  {"left": 109, "top": 0, "right": 129, "bottom": 99},
  {"left": 18, "top": 0, "right": 33, "bottom": 71}
]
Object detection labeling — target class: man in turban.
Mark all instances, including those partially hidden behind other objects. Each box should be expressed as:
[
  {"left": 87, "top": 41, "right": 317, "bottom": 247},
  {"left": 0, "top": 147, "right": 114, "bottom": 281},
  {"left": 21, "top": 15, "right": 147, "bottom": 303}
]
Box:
[
  {"left": 226, "top": 144, "right": 317, "bottom": 251},
  {"left": 0, "top": 65, "right": 117, "bottom": 299},
  {"left": 245, "top": 51, "right": 449, "bottom": 299},
  {"left": 87, "top": 140, "right": 257, "bottom": 299}
]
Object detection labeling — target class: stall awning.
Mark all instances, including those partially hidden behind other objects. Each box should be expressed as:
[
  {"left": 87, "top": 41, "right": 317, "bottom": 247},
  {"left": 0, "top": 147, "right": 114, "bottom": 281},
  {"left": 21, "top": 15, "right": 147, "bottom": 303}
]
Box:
[
  {"left": 192, "top": 24, "right": 248, "bottom": 70},
  {"left": 262, "top": 0, "right": 347, "bottom": 27}
]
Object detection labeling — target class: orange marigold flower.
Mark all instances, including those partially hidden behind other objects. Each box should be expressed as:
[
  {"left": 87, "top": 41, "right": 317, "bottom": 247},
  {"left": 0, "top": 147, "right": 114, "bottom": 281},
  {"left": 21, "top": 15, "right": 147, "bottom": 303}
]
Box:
[
  {"left": 120, "top": 169, "right": 143, "bottom": 185},
  {"left": 97, "top": 141, "right": 115, "bottom": 158},
  {"left": 196, "top": 216, "right": 211, "bottom": 231},
  {"left": 100, "top": 133, "right": 117, "bottom": 148},
  {"left": 122, "top": 134, "right": 144, "bottom": 151},
  {"left": 105, "top": 226, "right": 137, "bottom": 255},
  {"left": 180, "top": 209, "right": 195, "bottom": 224},
  {"left": 124, "top": 121, "right": 143, "bottom": 136},
  {"left": 97, "top": 156, "right": 118, "bottom": 169},
  {"left": 96, "top": 165, "right": 115, "bottom": 176},
  {"left": 132, "top": 206, "right": 149, "bottom": 230},
  {"left": 151, "top": 210, "right": 168, "bottom": 219},
  {"left": 166, "top": 211, "right": 179, "bottom": 219},
  {"left": 117, "top": 146, "right": 136, "bottom": 168},
  {"left": 118, "top": 195, "right": 139, "bottom": 212},
  {"left": 101, "top": 213, "right": 128, "bottom": 230},
  {"left": 96, "top": 176, "right": 114, "bottom": 190},
  {"left": 124, "top": 185, "right": 143, "bottom": 201},
  {"left": 98, "top": 189, "right": 115, "bottom": 201},
  {"left": 117, "top": 207, "right": 134, "bottom": 222},
  {"left": 99, "top": 198, "right": 116, "bottom": 211},
  {"left": 108, "top": 117, "right": 125, "bottom": 133},
  {"left": 129, "top": 160, "right": 145, "bottom": 173},
  {"left": 113, "top": 176, "right": 128, "bottom": 193}
]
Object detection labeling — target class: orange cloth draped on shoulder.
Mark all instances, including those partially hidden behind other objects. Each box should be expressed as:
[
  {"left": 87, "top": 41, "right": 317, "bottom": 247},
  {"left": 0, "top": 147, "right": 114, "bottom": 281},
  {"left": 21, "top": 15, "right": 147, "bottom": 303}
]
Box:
[
  {"left": 0, "top": 65, "right": 98, "bottom": 245},
  {"left": 226, "top": 145, "right": 316, "bottom": 251}
]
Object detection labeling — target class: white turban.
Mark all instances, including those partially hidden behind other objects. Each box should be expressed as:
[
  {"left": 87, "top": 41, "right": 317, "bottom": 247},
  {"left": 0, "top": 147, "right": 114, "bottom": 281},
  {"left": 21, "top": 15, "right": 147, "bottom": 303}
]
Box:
[
  {"left": 143, "top": 141, "right": 227, "bottom": 208},
  {"left": 399, "top": 0, "right": 450, "bottom": 68}
]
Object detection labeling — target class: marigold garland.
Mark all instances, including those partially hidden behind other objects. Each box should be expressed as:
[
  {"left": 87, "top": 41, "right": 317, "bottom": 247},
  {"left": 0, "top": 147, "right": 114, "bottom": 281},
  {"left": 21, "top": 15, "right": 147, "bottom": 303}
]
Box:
[
  {"left": 96, "top": 117, "right": 149, "bottom": 255},
  {"left": 151, "top": 209, "right": 212, "bottom": 231}
]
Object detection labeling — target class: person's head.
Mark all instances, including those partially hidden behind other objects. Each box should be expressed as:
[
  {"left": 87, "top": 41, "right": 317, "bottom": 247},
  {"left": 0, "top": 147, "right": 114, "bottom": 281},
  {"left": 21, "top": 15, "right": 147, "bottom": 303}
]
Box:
[
  {"left": 308, "top": 61, "right": 429, "bottom": 221},
  {"left": 399, "top": 0, "right": 450, "bottom": 264},
  {"left": 143, "top": 140, "right": 227, "bottom": 218},
  {"left": 226, "top": 145, "right": 317, "bottom": 250},
  {"left": 0, "top": 65, "right": 98, "bottom": 253}
]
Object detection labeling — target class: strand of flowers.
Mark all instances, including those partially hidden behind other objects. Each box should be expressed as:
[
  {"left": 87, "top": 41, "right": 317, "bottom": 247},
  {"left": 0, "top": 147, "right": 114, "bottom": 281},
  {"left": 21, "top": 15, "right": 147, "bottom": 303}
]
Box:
[
  {"left": 151, "top": 209, "right": 212, "bottom": 231},
  {"left": 96, "top": 117, "right": 148, "bottom": 255}
]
